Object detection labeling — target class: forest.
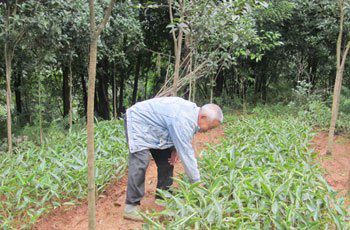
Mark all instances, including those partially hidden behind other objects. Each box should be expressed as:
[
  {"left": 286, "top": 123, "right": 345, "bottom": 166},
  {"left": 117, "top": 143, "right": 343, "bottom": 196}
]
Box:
[{"left": 0, "top": 0, "right": 350, "bottom": 229}]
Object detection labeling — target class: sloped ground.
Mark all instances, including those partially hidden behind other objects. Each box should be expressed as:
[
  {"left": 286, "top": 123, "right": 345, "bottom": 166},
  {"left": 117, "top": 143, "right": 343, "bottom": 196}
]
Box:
[
  {"left": 34, "top": 127, "right": 224, "bottom": 230},
  {"left": 35, "top": 128, "right": 350, "bottom": 229},
  {"left": 311, "top": 132, "right": 350, "bottom": 205}
]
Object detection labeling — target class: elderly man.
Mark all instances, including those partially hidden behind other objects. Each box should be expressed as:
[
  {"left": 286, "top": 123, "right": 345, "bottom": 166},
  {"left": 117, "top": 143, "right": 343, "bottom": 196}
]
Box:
[{"left": 123, "top": 97, "right": 223, "bottom": 221}]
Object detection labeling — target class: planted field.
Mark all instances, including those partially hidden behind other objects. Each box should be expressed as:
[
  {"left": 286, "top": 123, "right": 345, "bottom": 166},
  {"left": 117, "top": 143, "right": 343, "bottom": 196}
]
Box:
[
  {"left": 0, "top": 120, "right": 128, "bottom": 228},
  {"left": 146, "top": 112, "right": 349, "bottom": 229},
  {"left": 1, "top": 109, "right": 349, "bottom": 229}
]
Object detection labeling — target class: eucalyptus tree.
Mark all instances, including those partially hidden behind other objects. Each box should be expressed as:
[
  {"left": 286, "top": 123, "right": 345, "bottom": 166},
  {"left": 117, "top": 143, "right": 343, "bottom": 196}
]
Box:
[
  {"left": 327, "top": 0, "right": 350, "bottom": 155},
  {"left": 87, "top": 0, "right": 115, "bottom": 229}
]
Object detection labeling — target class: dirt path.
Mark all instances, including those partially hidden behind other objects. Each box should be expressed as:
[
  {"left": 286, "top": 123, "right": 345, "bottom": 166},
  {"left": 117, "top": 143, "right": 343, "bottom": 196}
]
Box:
[
  {"left": 34, "top": 127, "right": 224, "bottom": 230},
  {"left": 311, "top": 132, "right": 350, "bottom": 205}
]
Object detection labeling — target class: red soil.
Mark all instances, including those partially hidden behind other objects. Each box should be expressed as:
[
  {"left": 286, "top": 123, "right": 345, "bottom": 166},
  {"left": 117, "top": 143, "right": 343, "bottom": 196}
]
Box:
[
  {"left": 34, "top": 127, "right": 224, "bottom": 230},
  {"left": 311, "top": 132, "right": 350, "bottom": 206}
]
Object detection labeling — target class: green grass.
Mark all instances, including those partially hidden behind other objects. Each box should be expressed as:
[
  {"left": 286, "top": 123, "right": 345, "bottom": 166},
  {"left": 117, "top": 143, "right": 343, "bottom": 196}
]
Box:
[
  {"left": 145, "top": 110, "right": 349, "bottom": 229},
  {"left": 0, "top": 119, "right": 128, "bottom": 229}
]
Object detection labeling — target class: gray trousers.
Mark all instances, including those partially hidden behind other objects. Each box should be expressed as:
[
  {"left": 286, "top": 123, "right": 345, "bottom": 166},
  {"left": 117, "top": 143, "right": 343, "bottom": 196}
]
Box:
[{"left": 124, "top": 115, "right": 174, "bottom": 205}]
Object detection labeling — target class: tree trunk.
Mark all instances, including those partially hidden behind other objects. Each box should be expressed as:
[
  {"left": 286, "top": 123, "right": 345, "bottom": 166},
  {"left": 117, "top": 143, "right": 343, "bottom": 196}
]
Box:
[
  {"left": 132, "top": 53, "right": 142, "bottom": 105},
  {"left": 4, "top": 3, "right": 16, "bottom": 154},
  {"left": 5, "top": 44, "right": 13, "bottom": 154},
  {"left": 144, "top": 73, "right": 149, "bottom": 100},
  {"left": 144, "top": 54, "right": 153, "bottom": 100},
  {"left": 81, "top": 74, "right": 88, "bottom": 116},
  {"left": 87, "top": 37, "right": 98, "bottom": 230},
  {"left": 118, "top": 70, "right": 125, "bottom": 116},
  {"left": 62, "top": 65, "right": 70, "bottom": 118},
  {"left": 172, "top": 29, "right": 183, "bottom": 96},
  {"left": 185, "top": 37, "right": 193, "bottom": 101},
  {"left": 113, "top": 63, "right": 117, "bottom": 119},
  {"left": 96, "top": 59, "right": 110, "bottom": 120},
  {"left": 169, "top": 0, "right": 184, "bottom": 96},
  {"left": 253, "top": 76, "right": 260, "bottom": 104},
  {"left": 87, "top": 0, "right": 115, "bottom": 228},
  {"left": 192, "top": 79, "right": 196, "bottom": 102},
  {"left": 98, "top": 75, "right": 110, "bottom": 119},
  {"left": 253, "top": 63, "right": 262, "bottom": 105},
  {"left": 308, "top": 55, "right": 318, "bottom": 90},
  {"left": 68, "top": 55, "right": 73, "bottom": 129},
  {"left": 214, "top": 68, "right": 224, "bottom": 98},
  {"left": 262, "top": 76, "right": 268, "bottom": 103},
  {"left": 191, "top": 53, "right": 196, "bottom": 102},
  {"left": 38, "top": 77, "right": 43, "bottom": 145},
  {"left": 14, "top": 68, "right": 22, "bottom": 115},
  {"left": 327, "top": 0, "right": 350, "bottom": 155},
  {"left": 94, "top": 90, "right": 99, "bottom": 117},
  {"left": 327, "top": 68, "right": 345, "bottom": 154},
  {"left": 242, "top": 79, "right": 247, "bottom": 113}
]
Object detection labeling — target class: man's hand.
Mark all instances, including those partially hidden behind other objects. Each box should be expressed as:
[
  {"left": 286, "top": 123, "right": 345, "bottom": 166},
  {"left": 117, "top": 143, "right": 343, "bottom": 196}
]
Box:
[{"left": 168, "top": 149, "right": 179, "bottom": 166}]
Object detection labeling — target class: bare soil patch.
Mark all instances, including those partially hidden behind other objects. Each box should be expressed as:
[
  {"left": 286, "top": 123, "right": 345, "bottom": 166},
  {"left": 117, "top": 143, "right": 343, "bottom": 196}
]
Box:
[{"left": 311, "top": 132, "right": 350, "bottom": 206}]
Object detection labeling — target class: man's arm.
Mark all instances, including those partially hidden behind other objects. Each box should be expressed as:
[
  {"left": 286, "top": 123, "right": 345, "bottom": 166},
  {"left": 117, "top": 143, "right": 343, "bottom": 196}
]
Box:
[{"left": 167, "top": 120, "right": 200, "bottom": 183}]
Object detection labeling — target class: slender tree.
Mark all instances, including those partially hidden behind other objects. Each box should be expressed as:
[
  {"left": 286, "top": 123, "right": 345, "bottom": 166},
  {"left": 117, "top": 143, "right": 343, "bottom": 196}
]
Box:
[
  {"left": 68, "top": 53, "right": 73, "bottom": 130},
  {"left": 3, "top": 3, "right": 20, "bottom": 154},
  {"left": 4, "top": 8, "right": 13, "bottom": 153},
  {"left": 113, "top": 62, "right": 117, "bottom": 119},
  {"left": 87, "top": 0, "right": 115, "bottom": 229},
  {"left": 169, "top": 0, "right": 184, "bottom": 96},
  {"left": 132, "top": 53, "right": 142, "bottom": 104},
  {"left": 327, "top": 0, "right": 350, "bottom": 155},
  {"left": 2, "top": 0, "right": 43, "bottom": 153}
]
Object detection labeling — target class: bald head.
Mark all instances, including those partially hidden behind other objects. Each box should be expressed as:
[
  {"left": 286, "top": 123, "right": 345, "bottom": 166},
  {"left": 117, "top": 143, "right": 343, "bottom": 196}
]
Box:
[
  {"left": 200, "top": 104, "right": 224, "bottom": 123},
  {"left": 197, "top": 104, "right": 223, "bottom": 132}
]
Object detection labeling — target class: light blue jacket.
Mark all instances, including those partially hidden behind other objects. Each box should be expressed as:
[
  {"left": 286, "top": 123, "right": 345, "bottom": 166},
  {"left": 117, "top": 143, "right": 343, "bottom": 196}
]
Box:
[{"left": 125, "top": 97, "right": 200, "bottom": 183}]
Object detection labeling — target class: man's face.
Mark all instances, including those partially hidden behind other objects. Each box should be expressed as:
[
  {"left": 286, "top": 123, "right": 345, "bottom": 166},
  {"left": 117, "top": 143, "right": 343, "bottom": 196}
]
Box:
[{"left": 198, "top": 115, "right": 220, "bottom": 132}]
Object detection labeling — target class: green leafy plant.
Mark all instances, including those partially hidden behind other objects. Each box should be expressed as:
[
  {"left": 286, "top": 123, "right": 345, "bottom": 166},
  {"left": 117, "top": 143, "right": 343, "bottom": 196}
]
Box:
[
  {"left": 144, "top": 111, "right": 349, "bottom": 229},
  {"left": 0, "top": 119, "right": 128, "bottom": 228}
]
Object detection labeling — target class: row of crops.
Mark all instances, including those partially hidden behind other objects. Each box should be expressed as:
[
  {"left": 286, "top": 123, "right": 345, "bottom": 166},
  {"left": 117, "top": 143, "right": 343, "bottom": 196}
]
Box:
[
  {"left": 0, "top": 120, "right": 128, "bottom": 228},
  {"left": 145, "top": 111, "right": 349, "bottom": 229}
]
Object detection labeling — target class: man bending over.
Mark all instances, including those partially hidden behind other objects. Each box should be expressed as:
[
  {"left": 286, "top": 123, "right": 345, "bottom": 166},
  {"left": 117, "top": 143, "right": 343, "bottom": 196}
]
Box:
[{"left": 123, "top": 97, "right": 223, "bottom": 221}]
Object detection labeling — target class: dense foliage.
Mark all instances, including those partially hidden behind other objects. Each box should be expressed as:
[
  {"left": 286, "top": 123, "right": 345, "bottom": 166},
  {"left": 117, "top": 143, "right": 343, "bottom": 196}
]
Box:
[
  {"left": 1, "top": 0, "right": 349, "bottom": 140},
  {"left": 0, "top": 120, "right": 128, "bottom": 228},
  {"left": 144, "top": 108, "right": 349, "bottom": 229}
]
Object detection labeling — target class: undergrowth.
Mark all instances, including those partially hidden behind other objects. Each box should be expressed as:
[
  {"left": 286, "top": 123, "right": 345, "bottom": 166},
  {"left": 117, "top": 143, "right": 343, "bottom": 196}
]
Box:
[
  {"left": 144, "top": 111, "right": 349, "bottom": 229},
  {"left": 0, "top": 119, "right": 128, "bottom": 229}
]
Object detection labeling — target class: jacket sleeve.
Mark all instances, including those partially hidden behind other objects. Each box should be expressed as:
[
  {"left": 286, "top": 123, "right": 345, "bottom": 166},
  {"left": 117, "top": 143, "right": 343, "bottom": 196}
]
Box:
[{"left": 167, "top": 120, "right": 200, "bottom": 183}]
